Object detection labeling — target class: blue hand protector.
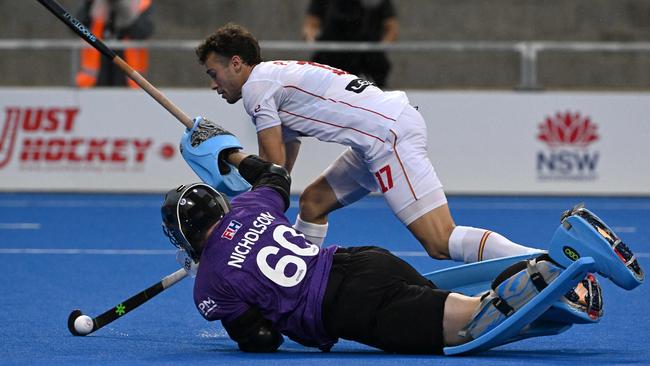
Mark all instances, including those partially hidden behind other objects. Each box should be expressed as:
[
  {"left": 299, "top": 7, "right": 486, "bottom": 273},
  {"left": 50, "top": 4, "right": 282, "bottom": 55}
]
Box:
[{"left": 180, "top": 117, "right": 251, "bottom": 196}]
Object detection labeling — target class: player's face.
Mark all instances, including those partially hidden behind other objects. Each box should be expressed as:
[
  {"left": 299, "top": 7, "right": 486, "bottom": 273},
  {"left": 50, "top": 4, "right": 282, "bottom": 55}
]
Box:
[{"left": 204, "top": 53, "right": 245, "bottom": 104}]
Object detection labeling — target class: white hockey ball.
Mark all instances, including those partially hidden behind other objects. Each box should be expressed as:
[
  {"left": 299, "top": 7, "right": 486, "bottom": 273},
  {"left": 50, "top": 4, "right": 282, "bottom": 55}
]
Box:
[{"left": 74, "top": 315, "right": 94, "bottom": 335}]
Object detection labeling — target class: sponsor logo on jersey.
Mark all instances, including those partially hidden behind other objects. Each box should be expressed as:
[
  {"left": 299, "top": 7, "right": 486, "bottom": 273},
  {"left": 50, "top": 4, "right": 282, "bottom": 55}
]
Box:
[
  {"left": 198, "top": 297, "right": 218, "bottom": 317},
  {"left": 222, "top": 220, "right": 242, "bottom": 240},
  {"left": 535, "top": 111, "right": 600, "bottom": 181},
  {"left": 228, "top": 212, "right": 276, "bottom": 269},
  {"left": 345, "top": 78, "right": 373, "bottom": 94}
]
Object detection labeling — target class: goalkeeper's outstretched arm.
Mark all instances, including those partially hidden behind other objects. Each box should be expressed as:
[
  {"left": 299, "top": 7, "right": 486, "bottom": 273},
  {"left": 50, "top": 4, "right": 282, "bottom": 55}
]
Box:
[{"left": 223, "top": 151, "right": 292, "bottom": 212}]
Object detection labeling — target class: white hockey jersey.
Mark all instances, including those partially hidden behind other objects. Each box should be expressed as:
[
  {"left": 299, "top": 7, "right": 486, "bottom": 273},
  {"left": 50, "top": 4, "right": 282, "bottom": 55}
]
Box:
[{"left": 242, "top": 61, "right": 409, "bottom": 154}]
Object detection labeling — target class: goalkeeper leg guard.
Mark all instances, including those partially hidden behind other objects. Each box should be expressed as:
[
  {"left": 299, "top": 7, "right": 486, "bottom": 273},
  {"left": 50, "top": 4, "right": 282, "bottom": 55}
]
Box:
[
  {"left": 560, "top": 273, "right": 603, "bottom": 321},
  {"left": 548, "top": 204, "right": 643, "bottom": 290},
  {"left": 443, "top": 256, "right": 595, "bottom": 355},
  {"left": 459, "top": 254, "right": 563, "bottom": 340}
]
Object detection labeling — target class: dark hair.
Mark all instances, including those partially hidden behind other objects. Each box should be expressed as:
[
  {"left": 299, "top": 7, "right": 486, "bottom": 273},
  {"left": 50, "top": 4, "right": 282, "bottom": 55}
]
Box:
[{"left": 196, "top": 23, "right": 262, "bottom": 66}]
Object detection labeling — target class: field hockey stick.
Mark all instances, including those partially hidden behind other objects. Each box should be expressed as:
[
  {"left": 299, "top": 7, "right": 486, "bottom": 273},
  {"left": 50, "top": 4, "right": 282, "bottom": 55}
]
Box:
[
  {"left": 36, "top": 0, "right": 193, "bottom": 128},
  {"left": 67, "top": 267, "right": 188, "bottom": 336}
]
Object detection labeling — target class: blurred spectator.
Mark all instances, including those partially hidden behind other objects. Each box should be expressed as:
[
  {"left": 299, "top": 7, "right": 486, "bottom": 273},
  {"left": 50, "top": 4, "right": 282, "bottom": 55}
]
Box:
[
  {"left": 75, "top": 0, "right": 154, "bottom": 88},
  {"left": 302, "top": 0, "right": 399, "bottom": 88}
]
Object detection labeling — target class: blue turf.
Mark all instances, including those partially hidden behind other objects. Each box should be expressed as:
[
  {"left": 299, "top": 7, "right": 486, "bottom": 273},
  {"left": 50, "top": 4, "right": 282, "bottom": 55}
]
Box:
[{"left": 0, "top": 194, "right": 648, "bottom": 365}]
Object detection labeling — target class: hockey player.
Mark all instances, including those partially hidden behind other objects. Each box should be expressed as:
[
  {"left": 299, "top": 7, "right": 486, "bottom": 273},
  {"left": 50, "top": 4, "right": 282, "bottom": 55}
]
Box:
[
  {"left": 163, "top": 127, "right": 643, "bottom": 354},
  {"left": 188, "top": 23, "right": 539, "bottom": 264}
]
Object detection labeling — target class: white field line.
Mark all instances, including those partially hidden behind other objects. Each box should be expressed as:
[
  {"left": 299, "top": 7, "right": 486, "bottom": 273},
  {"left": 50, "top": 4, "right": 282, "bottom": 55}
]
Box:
[
  {"left": 0, "top": 223, "right": 41, "bottom": 229},
  {"left": 0, "top": 248, "right": 647, "bottom": 258},
  {"left": 0, "top": 248, "right": 175, "bottom": 255},
  {"left": 0, "top": 200, "right": 160, "bottom": 208},
  {"left": 0, "top": 221, "right": 636, "bottom": 234},
  {"left": 612, "top": 226, "right": 636, "bottom": 233},
  {"left": 393, "top": 251, "right": 650, "bottom": 258},
  {"left": 4, "top": 198, "right": 650, "bottom": 210}
]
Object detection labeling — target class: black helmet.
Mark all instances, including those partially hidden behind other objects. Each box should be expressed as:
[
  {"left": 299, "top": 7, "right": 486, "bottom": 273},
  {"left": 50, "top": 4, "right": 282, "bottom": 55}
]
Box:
[{"left": 161, "top": 183, "right": 231, "bottom": 261}]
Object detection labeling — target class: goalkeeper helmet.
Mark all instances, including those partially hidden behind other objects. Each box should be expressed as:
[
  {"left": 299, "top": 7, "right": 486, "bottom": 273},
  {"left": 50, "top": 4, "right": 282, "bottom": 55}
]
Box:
[{"left": 161, "top": 183, "right": 231, "bottom": 261}]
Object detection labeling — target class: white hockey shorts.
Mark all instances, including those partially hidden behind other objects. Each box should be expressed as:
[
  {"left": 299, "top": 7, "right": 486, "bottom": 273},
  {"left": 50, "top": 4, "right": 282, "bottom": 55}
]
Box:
[{"left": 323, "top": 105, "right": 447, "bottom": 226}]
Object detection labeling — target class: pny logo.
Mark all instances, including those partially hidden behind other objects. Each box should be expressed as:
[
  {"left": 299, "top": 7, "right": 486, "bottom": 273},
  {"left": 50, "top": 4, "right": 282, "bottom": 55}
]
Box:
[
  {"left": 536, "top": 111, "right": 600, "bottom": 181},
  {"left": 0, "top": 106, "right": 159, "bottom": 171}
]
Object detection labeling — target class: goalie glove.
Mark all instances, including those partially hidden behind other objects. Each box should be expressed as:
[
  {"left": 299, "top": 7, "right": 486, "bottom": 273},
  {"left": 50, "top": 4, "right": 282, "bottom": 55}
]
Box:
[
  {"left": 176, "top": 249, "right": 200, "bottom": 278},
  {"left": 180, "top": 116, "right": 252, "bottom": 196}
]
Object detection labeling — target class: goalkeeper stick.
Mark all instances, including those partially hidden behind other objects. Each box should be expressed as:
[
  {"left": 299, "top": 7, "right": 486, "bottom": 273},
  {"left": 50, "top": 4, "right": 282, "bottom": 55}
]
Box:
[{"left": 67, "top": 268, "right": 188, "bottom": 336}]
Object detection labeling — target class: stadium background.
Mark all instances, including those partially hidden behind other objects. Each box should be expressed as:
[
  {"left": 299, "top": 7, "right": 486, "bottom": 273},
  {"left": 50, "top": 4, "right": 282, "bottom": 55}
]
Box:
[{"left": 2, "top": 0, "right": 650, "bottom": 89}]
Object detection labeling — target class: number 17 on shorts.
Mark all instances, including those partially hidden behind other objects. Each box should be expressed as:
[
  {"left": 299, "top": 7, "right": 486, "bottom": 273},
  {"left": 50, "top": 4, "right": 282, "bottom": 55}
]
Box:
[{"left": 374, "top": 165, "right": 394, "bottom": 193}]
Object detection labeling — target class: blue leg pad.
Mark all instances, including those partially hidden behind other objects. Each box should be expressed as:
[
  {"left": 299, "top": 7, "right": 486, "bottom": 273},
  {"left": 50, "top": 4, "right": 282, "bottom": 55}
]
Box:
[
  {"left": 548, "top": 205, "right": 644, "bottom": 290},
  {"left": 498, "top": 319, "right": 572, "bottom": 347},
  {"left": 443, "top": 257, "right": 596, "bottom": 355},
  {"left": 424, "top": 254, "right": 537, "bottom": 295},
  {"left": 424, "top": 255, "right": 600, "bottom": 326}
]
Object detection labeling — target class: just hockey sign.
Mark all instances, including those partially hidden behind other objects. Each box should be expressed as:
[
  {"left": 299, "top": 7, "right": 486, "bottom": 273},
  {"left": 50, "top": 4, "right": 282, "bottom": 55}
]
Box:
[
  {"left": 1, "top": 106, "right": 154, "bottom": 169},
  {"left": 535, "top": 111, "right": 600, "bottom": 181},
  {"left": 0, "top": 89, "right": 197, "bottom": 191}
]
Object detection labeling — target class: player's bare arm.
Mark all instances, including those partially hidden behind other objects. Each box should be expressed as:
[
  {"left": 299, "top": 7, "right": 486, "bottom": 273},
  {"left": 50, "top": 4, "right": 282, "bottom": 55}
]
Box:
[
  {"left": 257, "top": 126, "right": 286, "bottom": 168},
  {"left": 283, "top": 139, "right": 301, "bottom": 174}
]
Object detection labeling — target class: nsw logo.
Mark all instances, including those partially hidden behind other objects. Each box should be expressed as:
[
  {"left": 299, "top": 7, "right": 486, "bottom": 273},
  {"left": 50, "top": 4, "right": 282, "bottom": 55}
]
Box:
[
  {"left": 221, "top": 220, "right": 242, "bottom": 240},
  {"left": 535, "top": 111, "right": 600, "bottom": 181}
]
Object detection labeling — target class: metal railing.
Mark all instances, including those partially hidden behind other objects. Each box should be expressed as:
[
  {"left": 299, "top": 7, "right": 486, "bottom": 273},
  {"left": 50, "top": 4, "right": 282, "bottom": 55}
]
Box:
[{"left": 2, "top": 39, "right": 650, "bottom": 89}]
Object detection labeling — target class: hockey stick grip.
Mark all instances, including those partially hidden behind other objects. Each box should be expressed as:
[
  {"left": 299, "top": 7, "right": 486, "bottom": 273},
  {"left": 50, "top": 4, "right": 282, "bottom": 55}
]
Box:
[
  {"left": 68, "top": 268, "right": 188, "bottom": 336},
  {"left": 36, "top": 0, "right": 193, "bottom": 128},
  {"left": 36, "top": 0, "right": 116, "bottom": 59}
]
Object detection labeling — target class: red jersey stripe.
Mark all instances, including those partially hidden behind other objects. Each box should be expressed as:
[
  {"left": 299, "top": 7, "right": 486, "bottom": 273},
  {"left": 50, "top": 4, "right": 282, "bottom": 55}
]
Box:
[
  {"left": 283, "top": 85, "right": 397, "bottom": 122},
  {"left": 279, "top": 109, "right": 386, "bottom": 142}
]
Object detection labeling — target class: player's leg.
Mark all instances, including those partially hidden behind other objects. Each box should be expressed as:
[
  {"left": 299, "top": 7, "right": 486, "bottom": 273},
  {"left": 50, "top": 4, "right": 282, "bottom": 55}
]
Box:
[
  {"left": 440, "top": 253, "right": 601, "bottom": 355},
  {"left": 370, "top": 113, "right": 603, "bottom": 347},
  {"left": 407, "top": 204, "right": 542, "bottom": 261},
  {"left": 459, "top": 254, "right": 565, "bottom": 339},
  {"left": 441, "top": 293, "right": 482, "bottom": 346},
  {"left": 380, "top": 105, "right": 541, "bottom": 262},
  {"left": 322, "top": 245, "right": 454, "bottom": 354},
  {"left": 294, "top": 148, "right": 375, "bottom": 245},
  {"left": 294, "top": 176, "right": 339, "bottom": 245}
]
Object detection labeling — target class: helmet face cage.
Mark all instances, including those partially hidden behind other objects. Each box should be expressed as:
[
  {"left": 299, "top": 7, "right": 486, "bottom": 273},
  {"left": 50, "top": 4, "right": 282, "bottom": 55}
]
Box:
[{"left": 161, "top": 183, "right": 231, "bottom": 261}]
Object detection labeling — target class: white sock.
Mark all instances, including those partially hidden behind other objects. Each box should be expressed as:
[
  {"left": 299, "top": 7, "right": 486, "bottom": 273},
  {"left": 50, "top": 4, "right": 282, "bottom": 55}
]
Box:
[
  {"left": 448, "top": 225, "right": 543, "bottom": 263},
  {"left": 293, "top": 214, "right": 328, "bottom": 246}
]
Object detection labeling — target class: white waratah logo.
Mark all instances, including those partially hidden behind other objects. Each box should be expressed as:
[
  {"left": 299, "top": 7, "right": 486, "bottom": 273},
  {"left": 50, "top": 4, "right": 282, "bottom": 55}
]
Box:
[{"left": 535, "top": 111, "right": 600, "bottom": 180}]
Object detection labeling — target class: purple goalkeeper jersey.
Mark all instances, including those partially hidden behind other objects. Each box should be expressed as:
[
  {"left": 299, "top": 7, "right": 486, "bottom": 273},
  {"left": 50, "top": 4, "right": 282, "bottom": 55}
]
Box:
[{"left": 193, "top": 186, "right": 338, "bottom": 348}]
